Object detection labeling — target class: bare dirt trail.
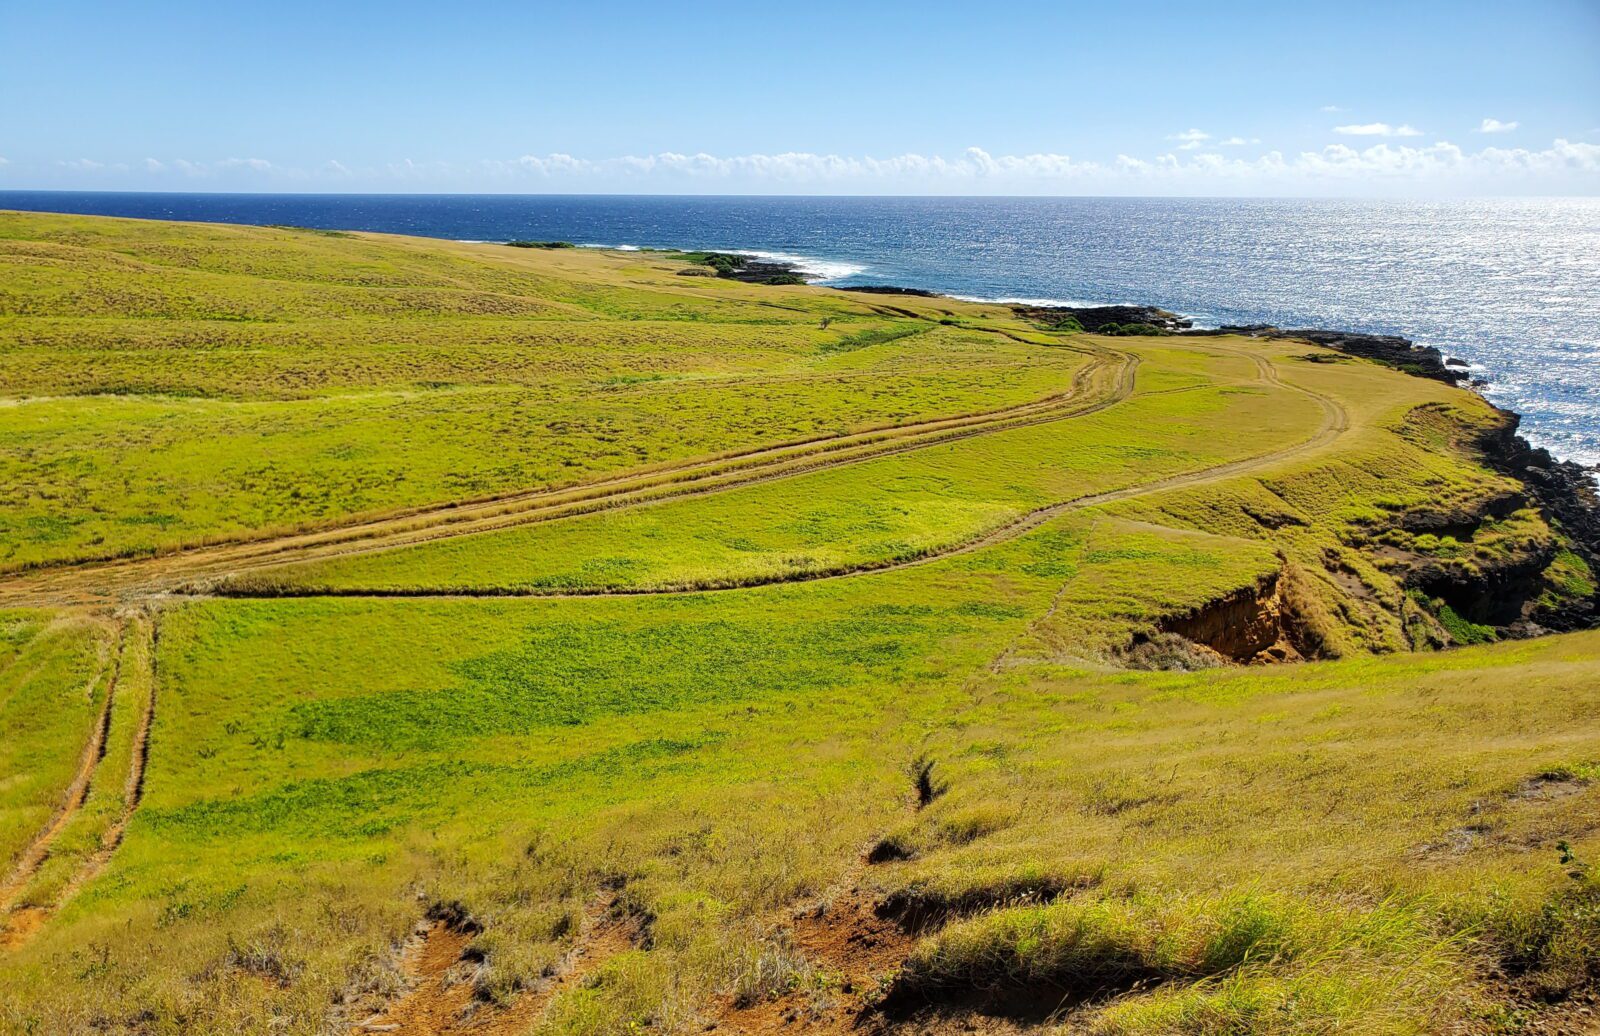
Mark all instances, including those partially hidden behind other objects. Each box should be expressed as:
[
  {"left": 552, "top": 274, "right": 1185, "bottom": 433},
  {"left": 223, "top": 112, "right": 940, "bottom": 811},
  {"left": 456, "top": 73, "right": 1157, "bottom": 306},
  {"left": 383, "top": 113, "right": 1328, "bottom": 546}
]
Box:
[
  {"left": 354, "top": 891, "right": 642, "bottom": 1035},
  {"left": 0, "top": 347, "right": 1136, "bottom": 610},
  {"left": 50, "top": 614, "right": 158, "bottom": 905},
  {"left": 0, "top": 618, "right": 125, "bottom": 914},
  {"left": 217, "top": 345, "right": 1349, "bottom": 602},
  {"left": 0, "top": 614, "right": 157, "bottom": 953}
]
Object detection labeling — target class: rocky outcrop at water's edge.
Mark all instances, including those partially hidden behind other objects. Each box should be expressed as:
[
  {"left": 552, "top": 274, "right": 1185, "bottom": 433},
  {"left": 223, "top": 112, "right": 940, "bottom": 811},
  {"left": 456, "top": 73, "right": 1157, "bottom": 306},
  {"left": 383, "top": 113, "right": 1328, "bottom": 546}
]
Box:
[{"left": 1187, "top": 324, "right": 1471, "bottom": 386}]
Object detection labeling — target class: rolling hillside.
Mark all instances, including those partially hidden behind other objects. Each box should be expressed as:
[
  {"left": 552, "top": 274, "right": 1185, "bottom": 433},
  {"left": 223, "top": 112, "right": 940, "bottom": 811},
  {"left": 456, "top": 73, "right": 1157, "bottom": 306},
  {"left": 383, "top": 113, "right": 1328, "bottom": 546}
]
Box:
[{"left": 0, "top": 212, "right": 1595, "bottom": 1036}]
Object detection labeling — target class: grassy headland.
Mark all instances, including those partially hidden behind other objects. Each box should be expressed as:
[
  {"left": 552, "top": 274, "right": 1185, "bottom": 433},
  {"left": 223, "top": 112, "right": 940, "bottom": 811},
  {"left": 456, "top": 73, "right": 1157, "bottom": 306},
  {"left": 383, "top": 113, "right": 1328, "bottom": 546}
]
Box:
[{"left": 0, "top": 212, "right": 1595, "bottom": 1035}]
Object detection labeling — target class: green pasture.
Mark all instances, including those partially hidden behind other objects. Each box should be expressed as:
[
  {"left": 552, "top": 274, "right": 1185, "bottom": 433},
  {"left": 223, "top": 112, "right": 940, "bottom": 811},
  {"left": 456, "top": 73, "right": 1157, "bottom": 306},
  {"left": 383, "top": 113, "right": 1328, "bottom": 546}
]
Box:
[
  {"left": 0, "top": 213, "right": 1595, "bottom": 1036},
  {"left": 229, "top": 344, "right": 1316, "bottom": 595},
  {"left": 0, "top": 212, "right": 1085, "bottom": 569}
]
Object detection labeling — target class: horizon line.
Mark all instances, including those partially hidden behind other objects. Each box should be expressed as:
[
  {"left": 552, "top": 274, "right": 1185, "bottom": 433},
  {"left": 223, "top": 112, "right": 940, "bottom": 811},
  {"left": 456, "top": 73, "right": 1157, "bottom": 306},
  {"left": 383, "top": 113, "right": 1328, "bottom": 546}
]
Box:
[{"left": 3, "top": 188, "right": 1598, "bottom": 202}]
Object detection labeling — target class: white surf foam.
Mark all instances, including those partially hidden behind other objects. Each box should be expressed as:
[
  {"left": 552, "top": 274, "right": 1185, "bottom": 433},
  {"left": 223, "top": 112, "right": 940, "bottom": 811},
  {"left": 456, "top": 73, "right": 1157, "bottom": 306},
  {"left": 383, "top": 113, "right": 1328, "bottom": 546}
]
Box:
[
  {"left": 949, "top": 293, "right": 1135, "bottom": 309},
  {"left": 732, "top": 250, "right": 867, "bottom": 282}
]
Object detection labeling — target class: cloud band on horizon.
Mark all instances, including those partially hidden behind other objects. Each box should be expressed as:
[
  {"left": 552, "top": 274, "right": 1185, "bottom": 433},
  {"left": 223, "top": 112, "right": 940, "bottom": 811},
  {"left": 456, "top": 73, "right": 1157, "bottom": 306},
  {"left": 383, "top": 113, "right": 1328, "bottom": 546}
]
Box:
[{"left": 10, "top": 139, "right": 1599, "bottom": 195}]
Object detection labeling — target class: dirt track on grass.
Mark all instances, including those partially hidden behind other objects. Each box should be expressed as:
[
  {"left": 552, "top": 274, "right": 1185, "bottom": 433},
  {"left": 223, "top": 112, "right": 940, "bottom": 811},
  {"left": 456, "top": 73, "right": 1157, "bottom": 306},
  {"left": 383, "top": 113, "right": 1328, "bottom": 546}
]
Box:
[
  {"left": 353, "top": 891, "right": 641, "bottom": 1035},
  {"left": 0, "top": 346, "right": 1138, "bottom": 609},
  {"left": 0, "top": 616, "right": 157, "bottom": 953},
  {"left": 0, "top": 338, "right": 1351, "bottom": 612},
  {"left": 0, "top": 619, "right": 123, "bottom": 916},
  {"left": 206, "top": 344, "right": 1350, "bottom": 602}
]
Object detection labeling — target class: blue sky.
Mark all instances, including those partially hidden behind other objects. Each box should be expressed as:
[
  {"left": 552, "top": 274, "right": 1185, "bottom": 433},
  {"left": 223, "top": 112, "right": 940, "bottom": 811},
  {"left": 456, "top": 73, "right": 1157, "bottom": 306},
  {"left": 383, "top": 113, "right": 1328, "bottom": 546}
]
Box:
[{"left": 2, "top": 0, "right": 1597, "bottom": 195}]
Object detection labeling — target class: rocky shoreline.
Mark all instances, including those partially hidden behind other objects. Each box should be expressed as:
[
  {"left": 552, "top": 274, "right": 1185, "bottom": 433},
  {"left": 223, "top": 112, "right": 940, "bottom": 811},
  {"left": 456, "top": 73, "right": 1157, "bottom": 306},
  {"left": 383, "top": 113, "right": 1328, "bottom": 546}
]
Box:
[
  {"left": 671, "top": 251, "right": 808, "bottom": 285},
  {"left": 828, "top": 284, "right": 1600, "bottom": 631},
  {"left": 1010, "top": 303, "right": 1193, "bottom": 334},
  {"left": 1176, "top": 323, "right": 1600, "bottom": 604},
  {"left": 1185, "top": 323, "right": 1475, "bottom": 387}
]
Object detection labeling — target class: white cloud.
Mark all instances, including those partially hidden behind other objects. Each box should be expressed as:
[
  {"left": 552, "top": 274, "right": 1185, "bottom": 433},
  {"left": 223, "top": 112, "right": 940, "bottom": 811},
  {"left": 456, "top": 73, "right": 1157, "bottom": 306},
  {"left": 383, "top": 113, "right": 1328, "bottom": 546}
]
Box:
[
  {"left": 1478, "top": 118, "right": 1519, "bottom": 133},
  {"left": 102, "top": 157, "right": 272, "bottom": 178},
  {"left": 500, "top": 148, "right": 1104, "bottom": 183},
  {"left": 493, "top": 139, "right": 1600, "bottom": 192},
  {"left": 1320, "top": 104, "right": 1347, "bottom": 113},
  {"left": 1166, "top": 128, "right": 1210, "bottom": 151},
  {"left": 26, "top": 139, "right": 1600, "bottom": 195},
  {"left": 1334, "top": 123, "right": 1424, "bottom": 137}
]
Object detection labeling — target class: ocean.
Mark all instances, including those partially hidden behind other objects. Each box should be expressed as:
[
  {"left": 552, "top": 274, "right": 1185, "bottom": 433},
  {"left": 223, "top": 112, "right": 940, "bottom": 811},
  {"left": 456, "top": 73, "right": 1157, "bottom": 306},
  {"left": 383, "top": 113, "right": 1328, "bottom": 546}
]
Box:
[{"left": 3, "top": 191, "right": 1597, "bottom": 468}]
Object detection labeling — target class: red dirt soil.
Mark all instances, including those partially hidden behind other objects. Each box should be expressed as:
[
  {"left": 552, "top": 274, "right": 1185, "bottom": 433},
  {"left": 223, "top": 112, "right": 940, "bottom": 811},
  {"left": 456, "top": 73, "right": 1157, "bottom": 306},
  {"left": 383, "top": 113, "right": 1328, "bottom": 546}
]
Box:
[{"left": 354, "top": 894, "right": 641, "bottom": 1035}]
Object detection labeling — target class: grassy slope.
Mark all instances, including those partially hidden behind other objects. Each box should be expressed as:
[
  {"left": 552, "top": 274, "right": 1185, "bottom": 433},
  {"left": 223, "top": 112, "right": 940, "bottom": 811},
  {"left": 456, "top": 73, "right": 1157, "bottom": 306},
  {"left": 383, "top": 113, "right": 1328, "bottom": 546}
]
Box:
[
  {"left": 0, "top": 214, "right": 1595, "bottom": 1035},
  {"left": 0, "top": 213, "right": 1085, "bottom": 570},
  {"left": 227, "top": 343, "right": 1320, "bottom": 595},
  {"left": 891, "top": 636, "right": 1600, "bottom": 1032},
  {"left": 4, "top": 584, "right": 1597, "bottom": 1034},
  {"left": 0, "top": 611, "right": 113, "bottom": 868}
]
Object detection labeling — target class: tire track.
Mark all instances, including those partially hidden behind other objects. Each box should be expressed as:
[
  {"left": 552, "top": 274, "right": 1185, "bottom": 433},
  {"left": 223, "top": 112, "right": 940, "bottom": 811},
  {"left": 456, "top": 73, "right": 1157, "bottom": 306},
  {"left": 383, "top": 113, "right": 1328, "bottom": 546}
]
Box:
[
  {"left": 0, "top": 613, "right": 157, "bottom": 953},
  {"left": 62, "top": 613, "right": 158, "bottom": 894},
  {"left": 214, "top": 347, "right": 1348, "bottom": 602},
  {"left": 0, "top": 346, "right": 1138, "bottom": 608},
  {"left": 0, "top": 619, "right": 124, "bottom": 915}
]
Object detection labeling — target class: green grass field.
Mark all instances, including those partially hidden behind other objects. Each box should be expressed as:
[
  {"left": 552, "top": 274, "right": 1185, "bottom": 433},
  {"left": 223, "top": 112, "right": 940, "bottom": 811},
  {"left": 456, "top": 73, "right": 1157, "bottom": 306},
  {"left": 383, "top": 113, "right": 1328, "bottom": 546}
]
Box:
[{"left": 0, "top": 213, "right": 1595, "bottom": 1036}]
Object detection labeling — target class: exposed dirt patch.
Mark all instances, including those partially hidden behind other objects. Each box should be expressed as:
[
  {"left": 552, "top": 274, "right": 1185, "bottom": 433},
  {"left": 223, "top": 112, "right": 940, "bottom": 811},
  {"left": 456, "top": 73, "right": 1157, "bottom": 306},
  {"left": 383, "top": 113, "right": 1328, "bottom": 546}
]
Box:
[
  {"left": 355, "top": 892, "right": 640, "bottom": 1035},
  {"left": 1156, "top": 569, "right": 1306, "bottom": 664},
  {"left": 0, "top": 618, "right": 123, "bottom": 916},
  {"left": 0, "top": 906, "right": 47, "bottom": 951},
  {"left": 355, "top": 920, "right": 477, "bottom": 1034},
  {"left": 1514, "top": 773, "right": 1592, "bottom": 803},
  {"left": 1135, "top": 556, "right": 1351, "bottom": 669},
  {"left": 716, "top": 869, "right": 1093, "bottom": 1036},
  {"left": 1512, "top": 987, "right": 1600, "bottom": 1036},
  {"left": 712, "top": 889, "right": 916, "bottom": 1035},
  {"left": 797, "top": 890, "right": 917, "bottom": 982}
]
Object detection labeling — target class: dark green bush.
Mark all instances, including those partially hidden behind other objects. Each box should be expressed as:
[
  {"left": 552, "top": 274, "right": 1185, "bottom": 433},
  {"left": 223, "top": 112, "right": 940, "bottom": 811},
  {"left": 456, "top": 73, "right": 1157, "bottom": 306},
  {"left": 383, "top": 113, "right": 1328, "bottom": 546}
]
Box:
[{"left": 1101, "top": 322, "right": 1168, "bottom": 337}]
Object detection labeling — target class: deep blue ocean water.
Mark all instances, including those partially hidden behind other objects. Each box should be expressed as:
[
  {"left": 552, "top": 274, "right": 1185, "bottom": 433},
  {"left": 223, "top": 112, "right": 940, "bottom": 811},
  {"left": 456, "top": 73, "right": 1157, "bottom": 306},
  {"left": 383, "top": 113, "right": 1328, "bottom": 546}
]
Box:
[{"left": 3, "top": 191, "right": 1597, "bottom": 468}]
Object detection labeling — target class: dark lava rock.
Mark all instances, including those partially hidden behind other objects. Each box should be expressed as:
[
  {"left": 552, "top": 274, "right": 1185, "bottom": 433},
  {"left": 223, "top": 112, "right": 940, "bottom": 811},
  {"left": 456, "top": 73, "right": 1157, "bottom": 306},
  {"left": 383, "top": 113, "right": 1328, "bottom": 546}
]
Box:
[
  {"left": 1189, "top": 324, "right": 1468, "bottom": 386},
  {"left": 721, "top": 259, "right": 807, "bottom": 284},
  {"left": 1182, "top": 320, "right": 1596, "bottom": 630},
  {"left": 683, "top": 252, "right": 812, "bottom": 284},
  {"left": 1477, "top": 410, "right": 1600, "bottom": 630},
  {"left": 1014, "top": 304, "right": 1192, "bottom": 332},
  {"left": 834, "top": 284, "right": 942, "bottom": 297}
]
